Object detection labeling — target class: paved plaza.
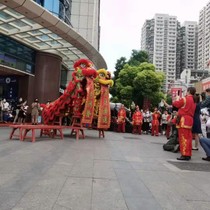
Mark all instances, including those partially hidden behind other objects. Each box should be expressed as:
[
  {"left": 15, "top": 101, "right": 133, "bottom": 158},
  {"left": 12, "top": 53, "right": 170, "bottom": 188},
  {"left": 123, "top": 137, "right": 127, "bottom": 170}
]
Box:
[{"left": 0, "top": 127, "right": 210, "bottom": 210}]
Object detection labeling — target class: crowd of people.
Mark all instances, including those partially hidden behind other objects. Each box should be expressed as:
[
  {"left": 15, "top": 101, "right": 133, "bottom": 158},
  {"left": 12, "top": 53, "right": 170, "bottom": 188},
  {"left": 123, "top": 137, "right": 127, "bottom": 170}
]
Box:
[
  {"left": 0, "top": 98, "right": 40, "bottom": 125},
  {"left": 111, "top": 87, "right": 210, "bottom": 162},
  {"left": 2, "top": 87, "right": 210, "bottom": 162}
]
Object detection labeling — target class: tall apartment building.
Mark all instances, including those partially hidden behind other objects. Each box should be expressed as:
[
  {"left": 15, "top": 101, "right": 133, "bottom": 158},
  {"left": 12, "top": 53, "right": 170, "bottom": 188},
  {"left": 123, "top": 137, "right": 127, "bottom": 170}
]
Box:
[
  {"left": 176, "top": 21, "right": 185, "bottom": 79},
  {"left": 141, "top": 14, "right": 198, "bottom": 91},
  {"left": 183, "top": 22, "right": 198, "bottom": 70},
  {"left": 141, "top": 19, "right": 154, "bottom": 63},
  {"left": 141, "top": 14, "right": 177, "bottom": 92},
  {"left": 198, "top": 1, "right": 210, "bottom": 70},
  {"left": 176, "top": 21, "right": 198, "bottom": 78}
]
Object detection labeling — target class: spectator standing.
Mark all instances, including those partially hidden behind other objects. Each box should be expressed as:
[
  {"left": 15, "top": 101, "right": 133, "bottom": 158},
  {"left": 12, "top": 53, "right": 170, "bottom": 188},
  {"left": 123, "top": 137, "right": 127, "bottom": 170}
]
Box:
[
  {"left": 13, "top": 97, "right": 23, "bottom": 124},
  {"left": 2, "top": 99, "right": 10, "bottom": 123},
  {"left": 161, "top": 110, "right": 168, "bottom": 135},
  {"left": 142, "top": 109, "right": 151, "bottom": 134},
  {"left": 31, "top": 99, "right": 40, "bottom": 125},
  {"left": 200, "top": 88, "right": 210, "bottom": 109},
  {"left": 18, "top": 100, "right": 28, "bottom": 124},
  {"left": 192, "top": 94, "right": 202, "bottom": 150}
]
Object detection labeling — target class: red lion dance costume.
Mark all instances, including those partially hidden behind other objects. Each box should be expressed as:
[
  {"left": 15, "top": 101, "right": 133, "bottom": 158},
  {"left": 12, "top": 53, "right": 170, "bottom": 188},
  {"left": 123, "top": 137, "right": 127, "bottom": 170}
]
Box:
[
  {"left": 42, "top": 58, "right": 97, "bottom": 125},
  {"left": 41, "top": 59, "right": 113, "bottom": 133}
]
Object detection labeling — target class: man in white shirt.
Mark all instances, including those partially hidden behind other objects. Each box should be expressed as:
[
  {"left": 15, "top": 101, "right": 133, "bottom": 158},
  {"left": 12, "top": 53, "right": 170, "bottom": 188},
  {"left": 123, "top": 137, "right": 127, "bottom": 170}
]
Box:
[
  {"left": 161, "top": 110, "right": 168, "bottom": 135},
  {"left": 2, "top": 99, "right": 10, "bottom": 122}
]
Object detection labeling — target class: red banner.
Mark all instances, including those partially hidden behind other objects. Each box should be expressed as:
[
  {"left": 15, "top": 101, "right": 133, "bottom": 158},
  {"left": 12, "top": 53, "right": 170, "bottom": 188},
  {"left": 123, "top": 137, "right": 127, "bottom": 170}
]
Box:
[
  {"left": 97, "top": 85, "right": 111, "bottom": 129},
  {"left": 82, "top": 78, "right": 95, "bottom": 124}
]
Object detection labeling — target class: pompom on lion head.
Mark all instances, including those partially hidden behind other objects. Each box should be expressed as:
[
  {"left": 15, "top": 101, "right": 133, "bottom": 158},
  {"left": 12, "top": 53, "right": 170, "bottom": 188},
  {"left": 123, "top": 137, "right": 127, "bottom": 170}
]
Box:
[
  {"left": 73, "top": 58, "right": 93, "bottom": 70},
  {"left": 73, "top": 58, "right": 97, "bottom": 78}
]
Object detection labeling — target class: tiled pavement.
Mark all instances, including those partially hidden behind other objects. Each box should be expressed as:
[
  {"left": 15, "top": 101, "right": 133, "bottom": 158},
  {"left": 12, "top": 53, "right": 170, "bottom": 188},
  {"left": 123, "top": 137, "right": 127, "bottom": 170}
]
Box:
[{"left": 0, "top": 127, "right": 210, "bottom": 210}]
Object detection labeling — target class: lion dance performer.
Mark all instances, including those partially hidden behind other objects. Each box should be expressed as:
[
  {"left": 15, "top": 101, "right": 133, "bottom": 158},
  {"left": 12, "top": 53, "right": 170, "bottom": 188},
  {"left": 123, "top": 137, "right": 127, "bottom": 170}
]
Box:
[
  {"left": 117, "top": 104, "right": 126, "bottom": 133},
  {"left": 172, "top": 87, "right": 196, "bottom": 161},
  {"left": 151, "top": 107, "right": 160, "bottom": 136},
  {"left": 132, "top": 105, "right": 143, "bottom": 134}
]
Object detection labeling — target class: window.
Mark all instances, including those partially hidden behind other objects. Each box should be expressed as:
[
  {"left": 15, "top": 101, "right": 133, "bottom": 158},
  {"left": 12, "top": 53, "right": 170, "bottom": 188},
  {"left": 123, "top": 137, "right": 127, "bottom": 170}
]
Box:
[
  {"left": 34, "top": 0, "right": 44, "bottom": 6},
  {"left": 0, "top": 34, "right": 36, "bottom": 74}
]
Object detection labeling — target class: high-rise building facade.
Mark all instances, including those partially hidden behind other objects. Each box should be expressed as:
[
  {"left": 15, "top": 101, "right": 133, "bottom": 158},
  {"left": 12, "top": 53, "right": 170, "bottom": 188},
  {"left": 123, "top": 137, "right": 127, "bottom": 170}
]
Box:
[
  {"left": 198, "top": 2, "right": 210, "bottom": 70},
  {"left": 176, "top": 21, "right": 185, "bottom": 79},
  {"left": 71, "top": 0, "right": 100, "bottom": 50},
  {"left": 176, "top": 21, "right": 198, "bottom": 78},
  {"left": 141, "top": 14, "right": 178, "bottom": 91},
  {"left": 34, "top": 0, "right": 100, "bottom": 50},
  {"left": 141, "top": 19, "right": 154, "bottom": 63},
  {"left": 141, "top": 14, "right": 199, "bottom": 91},
  {"left": 183, "top": 21, "right": 198, "bottom": 70},
  {"left": 34, "top": 0, "right": 72, "bottom": 25}
]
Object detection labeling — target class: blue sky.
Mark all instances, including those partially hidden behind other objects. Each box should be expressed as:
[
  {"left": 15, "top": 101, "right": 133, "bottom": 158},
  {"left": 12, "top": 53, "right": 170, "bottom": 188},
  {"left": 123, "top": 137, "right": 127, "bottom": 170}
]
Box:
[{"left": 100, "top": 0, "right": 209, "bottom": 73}]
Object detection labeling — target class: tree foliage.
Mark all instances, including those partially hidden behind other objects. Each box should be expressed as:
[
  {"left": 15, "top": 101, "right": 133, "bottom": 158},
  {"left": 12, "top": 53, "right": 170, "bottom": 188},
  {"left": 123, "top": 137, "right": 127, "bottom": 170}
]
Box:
[
  {"left": 114, "top": 57, "right": 127, "bottom": 80},
  {"left": 110, "top": 51, "right": 165, "bottom": 108},
  {"left": 128, "top": 50, "right": 149, "bottom": 66}
]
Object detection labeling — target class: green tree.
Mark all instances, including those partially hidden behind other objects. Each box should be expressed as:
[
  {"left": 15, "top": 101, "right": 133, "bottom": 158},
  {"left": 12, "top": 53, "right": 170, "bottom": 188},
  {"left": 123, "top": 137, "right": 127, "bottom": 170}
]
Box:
[
  {"left": 114, "top": 57, "right": 127, "bottom": 80},
  {"left": 128, "top": 50, "right": 149, "bottom": 66},
  {"left": 111, "top": 62, "right": 165, "bottom": 108},
  {"left": 110, "top": 57, "right": 127, "bottom": 97},
  {"left": 110, "top": 50, "right": 149, "bottom": 99}
]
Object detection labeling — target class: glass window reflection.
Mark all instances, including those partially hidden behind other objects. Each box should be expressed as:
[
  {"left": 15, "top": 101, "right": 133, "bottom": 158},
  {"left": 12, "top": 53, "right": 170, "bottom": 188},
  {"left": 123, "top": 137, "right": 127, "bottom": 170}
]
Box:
[
  {"left": 44, "top": 0, "right": 60, "bottom": 17},
  {"left": 33, "top": 0, "right": 72, "bottom": 26},
  {"left": 0, "top": 34, "right": 36, "bottom": 74}
]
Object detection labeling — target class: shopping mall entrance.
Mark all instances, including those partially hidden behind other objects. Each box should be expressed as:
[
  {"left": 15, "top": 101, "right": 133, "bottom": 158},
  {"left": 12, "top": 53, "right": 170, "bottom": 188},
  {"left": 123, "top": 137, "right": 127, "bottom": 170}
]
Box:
[{"left": 0, "top": 76, "right": 18, "bottom": 102}]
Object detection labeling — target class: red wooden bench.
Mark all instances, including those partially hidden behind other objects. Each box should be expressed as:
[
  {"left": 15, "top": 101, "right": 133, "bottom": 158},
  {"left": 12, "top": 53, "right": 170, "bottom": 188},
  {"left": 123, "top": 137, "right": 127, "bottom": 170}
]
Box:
[
  {"left": 9, "top": 124, "right": 64, "bottom": 143},
  {"left": 70, "top": 126, "right": 85, "bottom": 140},
  {"left": 69, "top": 115, "right": 85, "bottom": 140},
  {"left": 9, "top": 124, "right": 23, "bottom": 141}
]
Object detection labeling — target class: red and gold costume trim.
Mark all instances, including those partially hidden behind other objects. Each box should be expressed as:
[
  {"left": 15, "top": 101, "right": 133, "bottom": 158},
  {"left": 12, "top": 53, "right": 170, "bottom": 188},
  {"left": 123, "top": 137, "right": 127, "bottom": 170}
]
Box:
[
  {"left": 97, "top": 85, "right": 111, "bottom": 129},
  {"left": 132, "top": 111, "right": 143, "bottom": 125},
  {"left": 82, "top": 77, "right": 95, "bottom": 124},
  {"left": 173, "top": 95, "right": 196, "bottom": 157}
]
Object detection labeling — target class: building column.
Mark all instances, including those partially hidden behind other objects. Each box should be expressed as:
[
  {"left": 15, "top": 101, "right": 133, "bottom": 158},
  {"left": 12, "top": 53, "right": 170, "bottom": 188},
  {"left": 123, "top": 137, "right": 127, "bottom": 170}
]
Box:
[{"left": 33, "top": 51, "right": 62, "bottom": 104}]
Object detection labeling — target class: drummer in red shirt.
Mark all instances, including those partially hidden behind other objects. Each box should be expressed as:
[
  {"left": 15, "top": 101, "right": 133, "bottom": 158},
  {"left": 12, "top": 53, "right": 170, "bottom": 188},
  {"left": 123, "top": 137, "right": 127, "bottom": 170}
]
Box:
[
  {"left": 132, "top": 105, "right": 143, "bottom": 134},
  {"left": 173, "top": 87, "right": 196, "bottom": 161}
]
